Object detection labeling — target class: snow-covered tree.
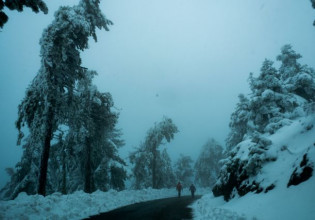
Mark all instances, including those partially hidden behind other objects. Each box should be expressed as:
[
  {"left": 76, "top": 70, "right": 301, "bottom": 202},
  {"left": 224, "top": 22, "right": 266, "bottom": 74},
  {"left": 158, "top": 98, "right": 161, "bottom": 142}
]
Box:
[
  {"left": 129, "top": 117, "right": 178, "bottom": 189},
  {"left": 1, "top": 71, "right": 126, "bottom": 199},
  {"left": 226, "top": 94, "right": 250, "bottom": 151},
  {"left": 129, "top": 143, "right": 152, "bottom": 189},
  {"left": 312, "top": 0, "right": 315, "bottom": 25},
  {"left": 155, "top": 149, "right": 176, "bottom": 188},
  {"left": 0, "top": 136, "right": 41, "bottom": 199},
  {"left": 0, "top": 0, "right": 48, "bottom": 28},
  {"left": 15, "top": 0, "right": 112, "bottom": 196},
  {"left": 73, "top": 71, "right": 125, "bottom": 193},
  {"left": 195, "top": 139, "right": 224, "bottom": 187},
  {"left": 49, "top": 71, "right": 126, "bottom": 194},
  {"left": 213, "top": 45, "right": 315, "bottom": 201},
  {"left": 174, "top": 154, "right": 194, "bottom": 187},
  {"left": 247, "top": 59, "right": 289, "bottom": 134},
  {"left": 277, "top": 44, "right": 315, "bottom": 102},
  {"left": 130, "top": 146, "right": 176, "bottom": 189}
]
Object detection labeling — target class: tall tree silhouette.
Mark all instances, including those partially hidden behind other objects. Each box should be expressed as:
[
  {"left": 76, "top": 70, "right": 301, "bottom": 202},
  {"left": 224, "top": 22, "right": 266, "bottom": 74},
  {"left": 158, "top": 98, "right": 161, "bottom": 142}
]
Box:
[{"left": 16, "top": 0, "right": 112, "bottom": 196}]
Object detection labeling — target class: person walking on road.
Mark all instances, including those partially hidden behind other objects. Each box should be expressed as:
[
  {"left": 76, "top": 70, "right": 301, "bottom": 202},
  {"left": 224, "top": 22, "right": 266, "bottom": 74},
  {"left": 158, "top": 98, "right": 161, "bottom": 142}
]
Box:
[
  {"left": 189, "top": 184, "right": 196, "bottom": 198},
  {"left": 176, "top": 182, "right": 183, "bottom": 198}
]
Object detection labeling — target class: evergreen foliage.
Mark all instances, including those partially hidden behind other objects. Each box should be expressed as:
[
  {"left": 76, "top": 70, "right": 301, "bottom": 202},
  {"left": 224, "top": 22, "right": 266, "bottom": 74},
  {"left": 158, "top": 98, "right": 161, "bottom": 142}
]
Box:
[
  {"left": 156, "top": 149, "right": 176, "bottom": 188},
  {"left": 1, "top": 69, "right": 126, "bottom": 199},
  {"left": 0, "top": 0, "right": 48, "bottom": 28},
  {"left": 248, "top": 59, "right": 288, "bottom": 134},
  {"left": 226, "top": 94, "right": 250, "bottom": 151},
  {"left": 277, "top": 45, "right": 315, "bottom": 101},
  {"left": 0, "top": 0, "right": 121, "bottom": 199},
  {"left": 0, "top": 137, "right": 41, "bottom": 199},
  {"left": 311, "top": 0, "right": 315, "bottom": 25}
]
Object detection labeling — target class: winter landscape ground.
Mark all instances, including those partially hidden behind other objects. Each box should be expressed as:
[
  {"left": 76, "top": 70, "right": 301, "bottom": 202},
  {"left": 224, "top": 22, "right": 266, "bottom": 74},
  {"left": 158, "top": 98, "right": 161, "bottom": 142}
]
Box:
[
  {"left": 193, "top": 116, "right": 315, "bottom": 220},
  {"left": 0, "top": 188, "right": 207, "bottom": 219},
  {"left": 1, "top": 115, "right": 314, "bottom": 220}
]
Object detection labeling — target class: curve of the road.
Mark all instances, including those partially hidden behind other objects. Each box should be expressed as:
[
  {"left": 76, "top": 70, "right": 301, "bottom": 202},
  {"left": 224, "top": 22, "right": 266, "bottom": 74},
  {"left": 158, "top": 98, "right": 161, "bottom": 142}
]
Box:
[{"left": 84, "top": 195, "right": 201, "bottom": 220}]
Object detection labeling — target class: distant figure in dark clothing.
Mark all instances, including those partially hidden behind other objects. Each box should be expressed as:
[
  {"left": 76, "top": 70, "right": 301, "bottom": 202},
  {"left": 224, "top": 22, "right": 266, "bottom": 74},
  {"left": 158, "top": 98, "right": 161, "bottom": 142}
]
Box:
[
  {"left": 189, "top": 184, "right": 196, "bottom": 198},
  {"left": 176, "top": 182, "right": 183, "bottom": 198}
]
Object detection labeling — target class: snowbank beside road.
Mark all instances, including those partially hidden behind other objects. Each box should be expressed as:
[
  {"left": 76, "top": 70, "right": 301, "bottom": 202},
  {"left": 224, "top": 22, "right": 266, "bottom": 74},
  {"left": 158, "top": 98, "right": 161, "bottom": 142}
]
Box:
[
  {"left": 193, "top": 176, "right": 315, "bottom": 220},
  {"left": 0, "top": 187, "right": 210, "bottom": 220},
  {"left": 192, "top": 116, "right": 315, "bottom": 220}
]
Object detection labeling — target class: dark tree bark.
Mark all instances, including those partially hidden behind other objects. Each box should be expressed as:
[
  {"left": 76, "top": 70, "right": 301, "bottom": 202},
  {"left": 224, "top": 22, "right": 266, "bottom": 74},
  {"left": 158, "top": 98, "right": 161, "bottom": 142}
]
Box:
[
  {"left": 37, "top": 106, "right": 54, "bottom": 196},
  {"left": 84, "top": 136, "right": 92, "bottom": 193}
]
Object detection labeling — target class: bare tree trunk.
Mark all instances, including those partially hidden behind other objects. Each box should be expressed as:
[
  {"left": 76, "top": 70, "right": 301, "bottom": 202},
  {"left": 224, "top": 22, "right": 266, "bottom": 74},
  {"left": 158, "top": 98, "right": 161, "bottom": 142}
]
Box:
[
  {"left": 84, "top": 136, "right": 92, "bottom": 193},
  {"left": 38, "top": 107, "right": 54, "bottom": 196}
]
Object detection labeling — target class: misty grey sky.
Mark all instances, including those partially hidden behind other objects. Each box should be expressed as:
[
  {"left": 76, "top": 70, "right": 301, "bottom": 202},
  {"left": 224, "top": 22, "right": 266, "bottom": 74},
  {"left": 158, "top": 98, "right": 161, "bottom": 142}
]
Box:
[{"left": 0, "top": 0, "right": 315, "bottom": 188}]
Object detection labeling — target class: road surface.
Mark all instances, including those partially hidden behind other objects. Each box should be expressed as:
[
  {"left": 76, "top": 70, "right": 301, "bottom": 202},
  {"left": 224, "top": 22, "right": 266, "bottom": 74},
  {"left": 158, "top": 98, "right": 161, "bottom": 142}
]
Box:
[{"left": 84, "top": 195, "right": 201, "bottom": 220}]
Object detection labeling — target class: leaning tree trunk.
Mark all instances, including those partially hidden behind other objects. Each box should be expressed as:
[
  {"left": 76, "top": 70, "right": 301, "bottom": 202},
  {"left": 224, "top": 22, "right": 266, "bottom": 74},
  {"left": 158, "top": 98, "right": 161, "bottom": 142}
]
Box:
[{"left": 37, "top": 106, "right": 54, "bottom": 196}]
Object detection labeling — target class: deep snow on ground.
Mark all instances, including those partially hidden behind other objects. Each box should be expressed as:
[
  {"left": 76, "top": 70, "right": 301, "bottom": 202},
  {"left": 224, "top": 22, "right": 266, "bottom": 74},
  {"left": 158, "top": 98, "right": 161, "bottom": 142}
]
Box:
[
  {"left": 192, "top": 116, "right": 315, "bottom": 220},
  {"left": 0, "top": 187, "right": 210, "bottom": 220}
]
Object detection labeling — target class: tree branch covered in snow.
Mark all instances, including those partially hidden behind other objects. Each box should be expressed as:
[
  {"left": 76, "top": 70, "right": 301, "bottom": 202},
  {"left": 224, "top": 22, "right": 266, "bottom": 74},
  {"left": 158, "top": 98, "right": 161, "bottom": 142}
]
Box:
[{"left": 0, "top": 0, "right": 48, "bottom": 28}]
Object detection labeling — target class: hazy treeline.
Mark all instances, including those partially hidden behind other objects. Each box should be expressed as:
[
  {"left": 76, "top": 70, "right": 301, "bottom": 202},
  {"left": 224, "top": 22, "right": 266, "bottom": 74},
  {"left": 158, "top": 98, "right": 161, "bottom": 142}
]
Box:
[{"left": 129, "top": 117, "right": 224, "bottom": 190}]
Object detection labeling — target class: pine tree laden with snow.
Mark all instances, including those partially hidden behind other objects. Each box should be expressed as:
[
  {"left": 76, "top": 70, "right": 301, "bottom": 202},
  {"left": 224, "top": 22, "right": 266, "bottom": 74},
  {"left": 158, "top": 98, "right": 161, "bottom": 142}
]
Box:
[
  {"left": 2, "top": 70, "right": 126, "bottom": 199},
  {"left": 277, "top": 44, "right": 315, "bottom": 102},
  {"left": 155, "top": 149, "right": 176, "bottom": 188},
  {"left": 0, "top": 0, "right": 48, "bottom": 28},
  {"left": 0, "top": 137, "right": 41, "bottom": 199},
  {"left": 14, "top": 0, "right": 112, "bottom": 196},
  {"left": 129, "top": 117, "right": 178, "bottom": 189},
  {"left": 310, "top": 0, "right": 315, "bottom": 25},
  {"left": 47, "top": 71, "right": 126, "bottom": 194},
  {"left": 226, "top": 94, "right": 250, "bottom": 151}
]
